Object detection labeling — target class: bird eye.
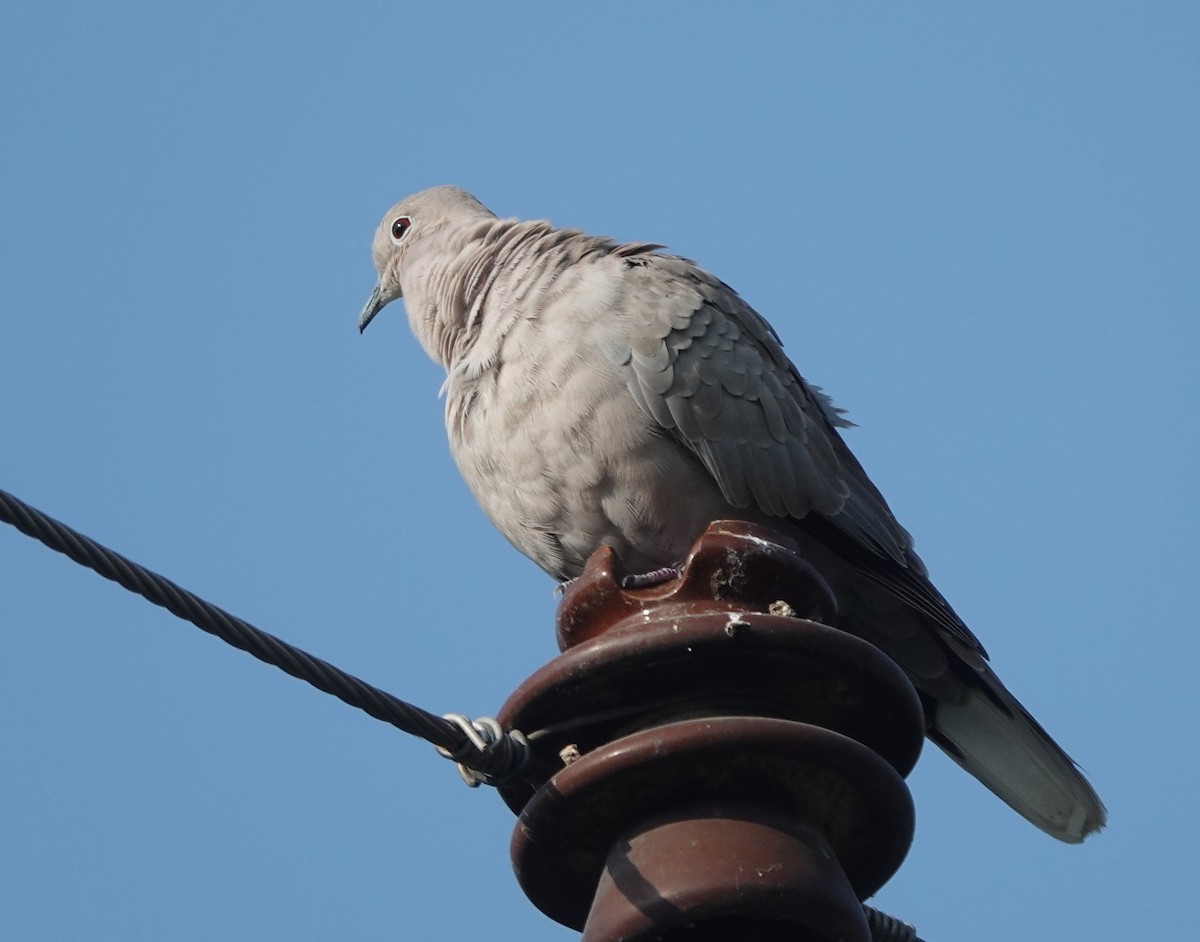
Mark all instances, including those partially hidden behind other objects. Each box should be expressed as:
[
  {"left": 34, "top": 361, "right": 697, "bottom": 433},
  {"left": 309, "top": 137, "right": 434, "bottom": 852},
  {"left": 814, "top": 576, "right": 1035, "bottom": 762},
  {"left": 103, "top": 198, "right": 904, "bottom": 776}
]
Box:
[{"left": 390, "top": 216, "right": 412, "bottom": 241}]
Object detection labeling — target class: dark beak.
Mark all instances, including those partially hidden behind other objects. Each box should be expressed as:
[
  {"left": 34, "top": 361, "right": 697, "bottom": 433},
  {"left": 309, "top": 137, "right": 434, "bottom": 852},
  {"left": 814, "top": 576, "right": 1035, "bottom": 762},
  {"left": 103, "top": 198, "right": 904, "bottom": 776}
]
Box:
[{"left": 358, "top": 282, "right": 387, "bottom": 333}]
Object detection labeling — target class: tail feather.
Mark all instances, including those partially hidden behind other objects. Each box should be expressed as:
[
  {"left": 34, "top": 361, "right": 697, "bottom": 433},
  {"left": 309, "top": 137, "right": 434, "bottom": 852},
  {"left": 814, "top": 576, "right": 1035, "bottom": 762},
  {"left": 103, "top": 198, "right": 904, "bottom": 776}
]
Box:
[{"left": 928, "top": 677, "right": 1106, "bottom": 842}]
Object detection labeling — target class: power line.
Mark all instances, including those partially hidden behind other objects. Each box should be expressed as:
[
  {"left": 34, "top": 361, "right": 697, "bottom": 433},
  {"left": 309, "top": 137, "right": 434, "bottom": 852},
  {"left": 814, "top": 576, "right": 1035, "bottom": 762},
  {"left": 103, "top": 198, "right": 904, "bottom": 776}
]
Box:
[{"left": 0, "top": 487, "right": 527, "bottom": 783}]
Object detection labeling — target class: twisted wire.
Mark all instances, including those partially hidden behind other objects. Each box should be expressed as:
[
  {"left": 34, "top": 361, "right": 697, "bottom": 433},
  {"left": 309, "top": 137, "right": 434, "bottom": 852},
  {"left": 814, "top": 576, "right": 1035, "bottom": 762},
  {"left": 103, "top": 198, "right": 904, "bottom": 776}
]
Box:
[
  {"left": 865, "top": 904, "right": 925, "bottom": 942},
  {"left": 0, "top": 487, "right": 526, "bottom": 783}
]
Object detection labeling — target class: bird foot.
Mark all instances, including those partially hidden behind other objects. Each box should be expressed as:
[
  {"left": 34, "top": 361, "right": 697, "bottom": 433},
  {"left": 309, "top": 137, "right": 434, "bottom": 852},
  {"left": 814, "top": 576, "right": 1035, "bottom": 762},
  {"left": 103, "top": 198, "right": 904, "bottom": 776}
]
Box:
[{"left": 620, "top": 566, "right": 680, "bottom": 589}]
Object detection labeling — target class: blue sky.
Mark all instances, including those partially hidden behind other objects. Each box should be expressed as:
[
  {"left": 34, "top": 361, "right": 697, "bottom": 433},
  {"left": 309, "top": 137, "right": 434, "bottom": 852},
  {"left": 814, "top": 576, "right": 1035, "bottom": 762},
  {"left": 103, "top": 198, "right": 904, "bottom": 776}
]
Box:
[{"left": 2, "top": 3, "right": 1196, "bottom": 939}]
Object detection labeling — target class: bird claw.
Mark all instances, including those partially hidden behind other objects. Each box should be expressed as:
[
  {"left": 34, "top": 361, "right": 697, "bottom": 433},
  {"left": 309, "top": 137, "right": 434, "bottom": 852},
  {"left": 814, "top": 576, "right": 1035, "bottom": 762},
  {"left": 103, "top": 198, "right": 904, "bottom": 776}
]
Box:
[{"left": 620, "top": 566, "right": 680, "bottom": 589}]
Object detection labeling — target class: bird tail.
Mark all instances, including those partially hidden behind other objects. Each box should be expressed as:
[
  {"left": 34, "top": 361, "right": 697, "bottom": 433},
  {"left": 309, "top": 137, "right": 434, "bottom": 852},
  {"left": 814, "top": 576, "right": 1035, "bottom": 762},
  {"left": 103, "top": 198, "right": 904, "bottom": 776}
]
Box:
[{"left": 927, "top": 673, "right": 1107, "bottom": 843}]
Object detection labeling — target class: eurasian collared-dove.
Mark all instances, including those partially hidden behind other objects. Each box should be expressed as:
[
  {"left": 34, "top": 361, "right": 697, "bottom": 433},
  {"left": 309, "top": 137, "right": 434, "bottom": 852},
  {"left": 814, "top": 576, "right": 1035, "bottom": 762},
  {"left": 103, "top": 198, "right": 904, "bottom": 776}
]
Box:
[{"left": 359, "top": 185, "right": 1105, "bottom": 843}]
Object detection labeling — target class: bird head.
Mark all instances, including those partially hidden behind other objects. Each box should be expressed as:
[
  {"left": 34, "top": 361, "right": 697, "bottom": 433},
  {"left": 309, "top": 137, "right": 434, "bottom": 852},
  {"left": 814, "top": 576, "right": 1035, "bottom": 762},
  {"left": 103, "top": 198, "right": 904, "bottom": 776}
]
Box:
[{"left": 358, "top": 185, "right": 496, "bottom": 334}]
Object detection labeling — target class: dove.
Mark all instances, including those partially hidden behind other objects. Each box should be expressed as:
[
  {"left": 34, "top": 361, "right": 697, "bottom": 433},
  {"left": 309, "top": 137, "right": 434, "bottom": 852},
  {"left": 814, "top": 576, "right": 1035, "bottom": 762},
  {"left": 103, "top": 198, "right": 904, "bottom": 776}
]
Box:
[{"left": 359, "top": 185, "right": 1105, "bottom": 842}]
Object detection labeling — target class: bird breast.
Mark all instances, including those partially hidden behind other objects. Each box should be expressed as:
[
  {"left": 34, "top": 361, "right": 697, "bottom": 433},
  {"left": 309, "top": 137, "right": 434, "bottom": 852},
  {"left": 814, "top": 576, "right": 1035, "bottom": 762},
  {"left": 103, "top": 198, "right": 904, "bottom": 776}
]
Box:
[{"left": 440, "top": 267, "right": 731, "bottom": 581}]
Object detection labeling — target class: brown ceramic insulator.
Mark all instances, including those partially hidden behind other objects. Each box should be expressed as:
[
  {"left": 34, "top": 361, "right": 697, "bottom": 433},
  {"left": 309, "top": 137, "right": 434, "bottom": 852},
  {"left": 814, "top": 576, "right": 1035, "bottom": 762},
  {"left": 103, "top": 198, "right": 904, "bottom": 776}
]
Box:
[
  {"left": 555, "top": 520, "right": 839, "bottom": 649},
  {"left": 496, "top": 609, "right": 924, "bottom": 813},
  {"left": 585, "top": 804, "right": 867, "bottom": 942},
  {"left": 510, "top": 716, "right": 912, "bottom": 939},
  {"left": 499, "top": 521, "right": 924, "bottom": 941},
  {"left": 496, "top": 523, "right": 924, "bottom": 813}
]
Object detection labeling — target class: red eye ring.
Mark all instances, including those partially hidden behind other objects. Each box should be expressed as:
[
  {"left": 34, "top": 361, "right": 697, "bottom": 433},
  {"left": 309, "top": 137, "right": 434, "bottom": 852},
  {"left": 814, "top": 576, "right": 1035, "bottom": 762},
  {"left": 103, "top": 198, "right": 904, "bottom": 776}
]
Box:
[{"left": 391, "top": 216, "right": 412, "bottom": 240}]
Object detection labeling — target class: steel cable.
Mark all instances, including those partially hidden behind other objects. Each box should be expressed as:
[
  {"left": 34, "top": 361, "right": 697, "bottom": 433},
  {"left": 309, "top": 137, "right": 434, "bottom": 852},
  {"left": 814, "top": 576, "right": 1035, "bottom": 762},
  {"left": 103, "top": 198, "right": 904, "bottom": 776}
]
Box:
[{"left": 0, "top": 487, "right": 526, "bottom": 782}]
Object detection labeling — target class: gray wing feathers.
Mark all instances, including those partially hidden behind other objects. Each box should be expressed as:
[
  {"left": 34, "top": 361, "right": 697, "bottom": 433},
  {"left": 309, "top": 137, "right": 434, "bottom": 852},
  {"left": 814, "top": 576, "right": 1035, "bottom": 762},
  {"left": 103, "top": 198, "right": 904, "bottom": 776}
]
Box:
[
  {"left": 614, "top": 253, "right": 910, "bottom": 550},
  {"left": 607, "top": 250, "right": 986, "bottom": 656},
  {"left": 609, "top": 253, "right": 984, "bottom": 652},
  {"left": 622, "top": 279, "right": 819, "bottom": 513}
]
